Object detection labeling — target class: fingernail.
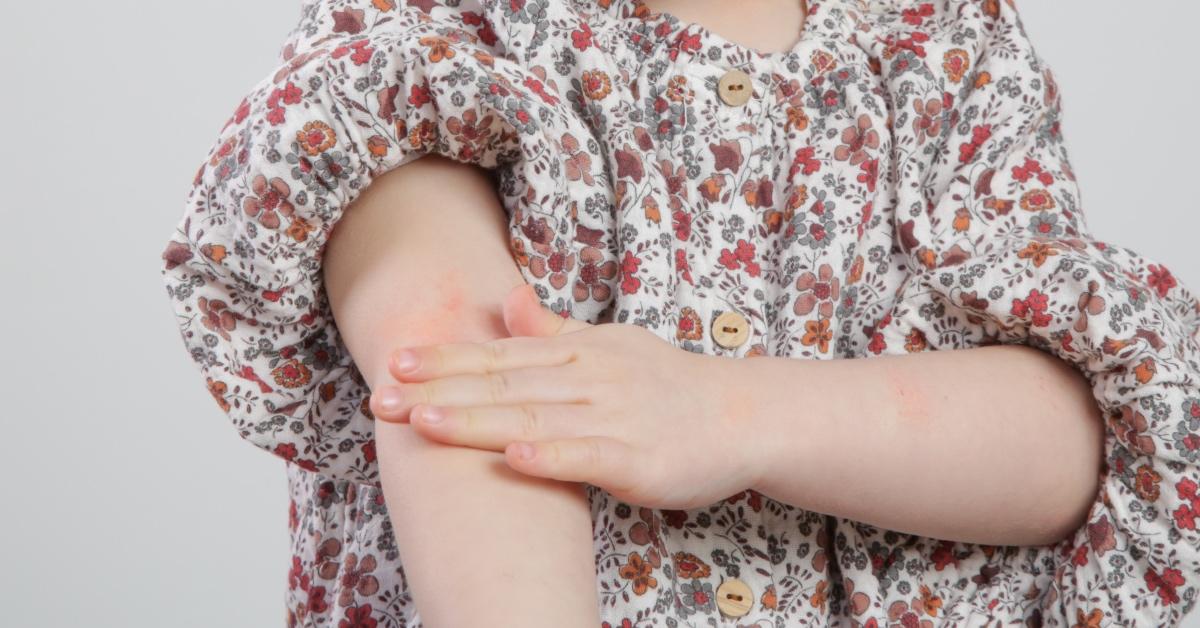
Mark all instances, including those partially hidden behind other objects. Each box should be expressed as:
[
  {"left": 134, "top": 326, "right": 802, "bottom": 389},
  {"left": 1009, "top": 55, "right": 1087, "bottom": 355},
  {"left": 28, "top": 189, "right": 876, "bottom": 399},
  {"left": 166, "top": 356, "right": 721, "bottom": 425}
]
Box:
[
  {"left": 374, "top": 387, "right": 404, "bottom": 414},
  {"left": 391, "top": 350, "right": 420, "bottom": 373},
  {"left": 513, "top": 442, "right": 536, "bottom": 461},
  {"left": 417, "top": 405, "right": 444, "bottom": 424}
]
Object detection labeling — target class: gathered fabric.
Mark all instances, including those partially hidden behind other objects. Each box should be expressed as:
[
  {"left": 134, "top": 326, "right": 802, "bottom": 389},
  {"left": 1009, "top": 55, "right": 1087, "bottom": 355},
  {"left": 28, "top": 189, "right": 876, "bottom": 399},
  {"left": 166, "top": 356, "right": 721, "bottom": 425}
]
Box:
[{"left": 160, "top": 0, "right": 1200, "bottom": 625}]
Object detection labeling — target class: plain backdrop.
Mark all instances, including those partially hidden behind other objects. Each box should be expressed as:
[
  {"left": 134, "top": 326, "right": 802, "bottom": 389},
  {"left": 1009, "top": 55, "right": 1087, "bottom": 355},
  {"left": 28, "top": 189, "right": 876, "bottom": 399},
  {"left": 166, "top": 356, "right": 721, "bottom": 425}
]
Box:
[{"left": 1, "top": 1, "right": 1196, "bottom": 626}]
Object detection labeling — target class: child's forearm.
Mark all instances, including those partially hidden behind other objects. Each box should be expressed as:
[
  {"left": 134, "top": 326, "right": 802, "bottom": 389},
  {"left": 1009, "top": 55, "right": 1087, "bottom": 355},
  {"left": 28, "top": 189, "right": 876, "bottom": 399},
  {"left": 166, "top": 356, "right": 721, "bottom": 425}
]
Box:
[
  {"left": 743, "top": 344, "right": 1105, "bottom": 546},
  {"left": 323, "top": 155, "right": 598, "bottom": 626}
]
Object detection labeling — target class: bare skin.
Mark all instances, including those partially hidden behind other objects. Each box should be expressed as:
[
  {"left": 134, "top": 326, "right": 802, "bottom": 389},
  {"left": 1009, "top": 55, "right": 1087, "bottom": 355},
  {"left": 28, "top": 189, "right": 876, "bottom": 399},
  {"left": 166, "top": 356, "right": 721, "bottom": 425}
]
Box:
[
  {"left": 642, "top": 0, "right": 810, "bottom": 55},
  {"left": 322, "top": 155, "right": 599, "bottom": 627},
  {"left": 374, "top": 287, "right": 1104, "bottom": 547}
]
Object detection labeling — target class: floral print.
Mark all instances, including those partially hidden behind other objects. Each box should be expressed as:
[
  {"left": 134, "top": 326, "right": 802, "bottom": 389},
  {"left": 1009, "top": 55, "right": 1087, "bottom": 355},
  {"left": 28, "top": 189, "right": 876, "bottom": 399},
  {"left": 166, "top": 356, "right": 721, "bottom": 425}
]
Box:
[{"left": 160, "top": 0, "right": 1200, "bottom": 625}]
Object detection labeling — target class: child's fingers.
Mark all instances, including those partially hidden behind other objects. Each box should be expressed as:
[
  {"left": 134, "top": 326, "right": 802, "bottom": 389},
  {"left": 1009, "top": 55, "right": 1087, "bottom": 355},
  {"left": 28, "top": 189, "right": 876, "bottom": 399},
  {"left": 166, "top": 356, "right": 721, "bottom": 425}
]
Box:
[
  {"left": 409, "top": 403, "right": 593, "bottom": 451},
  {"left": 504, "top": 436, "right": 636, "bottom": 492},
  {"left": 387, "top": 336, "right": 577, "bottom": 382},
  {"left": 371, "top": 365, "right": 589, "bottom": 422}
]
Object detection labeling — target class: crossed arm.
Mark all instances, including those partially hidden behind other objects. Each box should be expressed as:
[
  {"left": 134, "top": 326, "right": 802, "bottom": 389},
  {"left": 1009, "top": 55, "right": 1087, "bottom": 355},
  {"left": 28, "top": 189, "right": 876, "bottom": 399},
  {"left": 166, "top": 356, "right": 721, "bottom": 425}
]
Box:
[
  {"left": 322, "top": 155, "right": 1104, "bottom": 622},
  {"left": 322, "top": 154, "right": 599, "bottom": 627}
]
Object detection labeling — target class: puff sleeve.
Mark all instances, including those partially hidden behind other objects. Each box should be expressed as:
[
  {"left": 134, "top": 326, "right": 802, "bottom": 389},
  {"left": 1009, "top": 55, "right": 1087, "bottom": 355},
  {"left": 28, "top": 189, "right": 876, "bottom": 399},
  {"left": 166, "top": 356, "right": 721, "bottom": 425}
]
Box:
[
  {"left": 864, "top": 1, "right": 1200, "bottom": 624},
  {"left": 159, "top": 0, "right": 611, "bottom": 485}
]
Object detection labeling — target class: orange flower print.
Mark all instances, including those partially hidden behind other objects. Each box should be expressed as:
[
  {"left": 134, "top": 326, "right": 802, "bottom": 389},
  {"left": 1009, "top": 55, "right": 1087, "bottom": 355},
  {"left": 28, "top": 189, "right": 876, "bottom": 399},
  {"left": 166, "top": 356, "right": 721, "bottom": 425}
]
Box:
[
  {"left": 1074, "top": 608, "right": 1105, "bottom": 628},
  {"left": 676, "top": 307, "right": 704, "bottom": 341},
  {"left": 206, "top": 377, "right": 231, "bottom": 413},
  {"left": 418, "top": 35, "right": 456, "bottom": 62},
  {"left": 952, "top": 207, "right": 971, "bottom": 232},
  {"left": 802, "top": 318, "right": 832, "bottom": 353},
  {"left": 810, "top": 580, "right": 828, "bottom": 611},
  {"left": 1017, "top": 240, "right": 1061, "bottom": 267},
  {"left": 943, "top": 49, "right": 971, "bottom": 83},
  {"left": 848, "top": 255, "right": 865, "bottom": 284},
  {"left": 201, "top": 243, "right": 227, "bottom": 263},
  {"left": 760, "top": 584, "right": 778, "bottom": 610},
  {"left": 582, "top": 70, "right": 612, "bottom": 100},
  {"left": 287, "top": 217, "right": 313, "bottom": 243},
  {"left": 242, "top": 175, "right": 295, "bottom": 230},
  {"left": 672, "top": 551, "right": 711, "bottom": 579},
  {"left": 786, "top": 105, "right": 810, "bottom": 132},
  {"left": 297, "top": 120, "right": 337, "bottom": 156},
  {"left": 1135, "top": 464, "right": 1162, "bottom": 502},
  {"left": 811, "top": 49, "right": 835, "bottom": 74},
  {"left": 975, "top": 71, "right": 992, "bottom": 88},
  {"left": 272, "top": 358, "right": 313, "bottom": 389},
  {"left": 407, "top": 118, "right": 437, "bottom": 151},
  {"left": 905, "top": 328, "right": 928, "bottom": 353},
  {"left": 914, "top": 585, "right": 943, "bottom": 617},
  {"left": 666, "top": 75, "right": 693, "bottom": 103},
  {"left": 1019, "top": 188, "right": 1056, "bottom": 212},
  {"left": 619, "top": 552, "right": 658, "bottom": 595}
]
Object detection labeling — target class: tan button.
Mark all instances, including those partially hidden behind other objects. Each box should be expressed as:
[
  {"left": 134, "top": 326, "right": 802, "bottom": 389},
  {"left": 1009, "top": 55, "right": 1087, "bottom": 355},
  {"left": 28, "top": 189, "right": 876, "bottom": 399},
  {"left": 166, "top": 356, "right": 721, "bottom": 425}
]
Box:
[
  {"left": 716, "top": 578, "right": 753, "bottom": 618},
  {"left": 717, "top": 69, "right": 753, "bottom": 106},
  {"left": 711, "top": 310, "right": 750, "bottom": 349}
]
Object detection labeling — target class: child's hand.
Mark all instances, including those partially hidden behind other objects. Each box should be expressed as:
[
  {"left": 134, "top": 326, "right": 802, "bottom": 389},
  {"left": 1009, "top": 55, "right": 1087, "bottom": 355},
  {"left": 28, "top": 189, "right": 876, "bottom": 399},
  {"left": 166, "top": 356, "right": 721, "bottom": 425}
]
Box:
[{"left": 368, "top": 284, "right": 766, "bottom": 509}]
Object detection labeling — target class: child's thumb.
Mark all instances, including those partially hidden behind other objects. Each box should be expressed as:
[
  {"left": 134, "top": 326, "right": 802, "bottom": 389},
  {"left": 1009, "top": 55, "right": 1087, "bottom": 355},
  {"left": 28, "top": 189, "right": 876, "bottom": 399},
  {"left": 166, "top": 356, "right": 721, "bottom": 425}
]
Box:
[{"left": 502, "top": 283, "right": 590, "bottom": 337}]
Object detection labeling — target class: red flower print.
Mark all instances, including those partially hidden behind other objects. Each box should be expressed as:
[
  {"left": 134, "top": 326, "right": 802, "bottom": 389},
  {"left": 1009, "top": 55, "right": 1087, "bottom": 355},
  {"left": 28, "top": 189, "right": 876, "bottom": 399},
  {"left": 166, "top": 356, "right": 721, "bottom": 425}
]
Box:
[
  {"left": 1145, "top": 568, "right": 1185, "bottom": 605},
  {"left": 675, "top": 248, "right": 693, "bottom": 284},
  {"left": 571, "top": 21, "right": 593, "bottom": 50},
  {"left": 858, "top": 158, "right": 879, "bottom": 192},
  {"left": 672, "top": 209, "right": 692, "bottom": 241},
  {"left": 789, "top": 146, "right": 821, "bottom": 177},
  {"left": 523, "top": 76, "right": 559, "bottom": 106},
  {"left": 958, "top": 124, "right": 992, "bottom": 163},
  {"left": 718, "top": 240, "right": 760, "bottom": 276},
  {"left": 408, "top": 82, "right": 432, "bottom": 107},
  {"left": 274, "top": 443, "right": 298, "bottom": 461},
  {"left": 1174, "top": 504, "right": 1196, "bottom": 531},
  {"left": 1147, "top": 264, "right": 1177, "bottom": 298},
  {"left": 307, "top": 585, "right": 329, "bottom": 615},
  {"left": 1010, "top": 289, "right": 1052, "bottom": 327},
  {"left": 902, "top": 2, "right": 935, "bottom": 25},
  {"left": 338, "top": 604, "right": 378, "bottom": 628},
  {"left": 620, "top": 250, "right": 642, "bottom": 295},
  {"left": 330, "top": 8, "right": 365, "bottom": 34}
]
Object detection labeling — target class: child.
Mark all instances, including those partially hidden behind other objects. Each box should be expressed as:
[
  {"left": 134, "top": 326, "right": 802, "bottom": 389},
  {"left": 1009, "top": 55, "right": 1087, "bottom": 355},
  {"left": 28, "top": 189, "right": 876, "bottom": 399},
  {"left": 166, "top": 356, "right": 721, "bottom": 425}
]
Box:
[{"left": 161, "top": 0, "right": 1200, "bottom": 625}]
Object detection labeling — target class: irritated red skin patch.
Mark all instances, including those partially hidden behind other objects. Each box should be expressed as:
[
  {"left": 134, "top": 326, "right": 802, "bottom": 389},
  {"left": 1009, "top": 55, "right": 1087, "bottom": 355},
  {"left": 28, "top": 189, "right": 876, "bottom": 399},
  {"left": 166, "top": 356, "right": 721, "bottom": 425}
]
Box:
[{"left": 886, "top": 365, "right": 931, "bottom": 427}]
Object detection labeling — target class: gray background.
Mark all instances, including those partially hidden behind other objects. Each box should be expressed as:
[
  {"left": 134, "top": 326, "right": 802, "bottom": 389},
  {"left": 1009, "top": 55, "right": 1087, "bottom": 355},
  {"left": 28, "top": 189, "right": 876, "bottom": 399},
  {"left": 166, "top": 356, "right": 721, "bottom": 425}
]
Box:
[{"left": 1, "top": 1, "right": 1195, "bottom": 626}]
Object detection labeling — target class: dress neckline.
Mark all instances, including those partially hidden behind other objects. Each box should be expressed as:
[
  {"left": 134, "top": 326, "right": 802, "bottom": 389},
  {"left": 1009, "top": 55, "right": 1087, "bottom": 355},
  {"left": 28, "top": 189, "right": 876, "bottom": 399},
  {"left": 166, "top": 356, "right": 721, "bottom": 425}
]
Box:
[{"left": 606, "top": 0, "right": 855, "bottom": 68}]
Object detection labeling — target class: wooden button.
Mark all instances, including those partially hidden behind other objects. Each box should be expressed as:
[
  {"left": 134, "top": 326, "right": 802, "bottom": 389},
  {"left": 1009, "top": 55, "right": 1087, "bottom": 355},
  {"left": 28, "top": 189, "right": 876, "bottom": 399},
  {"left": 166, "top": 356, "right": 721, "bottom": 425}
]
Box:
[
  {"left": 711, "top": 310, "right": 750, "bottom": 349},
  {"left": 717, "top": 69, "right": 753, "bottom": 106},
  {"left": 716, "top": 578, "right": 753, "bottom": 618}
]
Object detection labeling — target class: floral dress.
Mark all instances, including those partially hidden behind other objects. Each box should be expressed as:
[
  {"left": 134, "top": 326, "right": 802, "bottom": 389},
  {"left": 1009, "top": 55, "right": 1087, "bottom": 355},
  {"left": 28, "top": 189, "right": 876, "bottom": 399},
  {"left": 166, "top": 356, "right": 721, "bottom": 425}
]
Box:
[{"left": 159, "top": 0, "right": 1200, "bottom": 625}]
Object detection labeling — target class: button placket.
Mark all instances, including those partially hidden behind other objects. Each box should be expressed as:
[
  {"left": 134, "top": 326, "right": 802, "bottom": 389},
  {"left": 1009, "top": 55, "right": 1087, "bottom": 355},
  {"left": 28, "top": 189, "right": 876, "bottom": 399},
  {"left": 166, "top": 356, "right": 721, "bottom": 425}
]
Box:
[{"left": 715, "top": 578, "right": 754, "bottom": 618}]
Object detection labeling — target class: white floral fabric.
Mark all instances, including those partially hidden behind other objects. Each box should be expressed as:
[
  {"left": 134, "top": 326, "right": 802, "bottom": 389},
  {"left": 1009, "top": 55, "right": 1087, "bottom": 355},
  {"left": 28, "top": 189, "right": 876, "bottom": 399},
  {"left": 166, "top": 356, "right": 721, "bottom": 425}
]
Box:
[{"left": 160, "top": 0, "right": 1200, "bottom": 625}]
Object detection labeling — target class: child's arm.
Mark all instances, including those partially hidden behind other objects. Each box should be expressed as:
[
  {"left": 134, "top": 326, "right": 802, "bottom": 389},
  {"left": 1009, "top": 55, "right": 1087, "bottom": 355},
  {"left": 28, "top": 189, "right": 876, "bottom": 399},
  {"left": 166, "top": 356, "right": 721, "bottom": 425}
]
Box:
[{"left": 322, "top": 153, "right": 599, "bottom": 626}]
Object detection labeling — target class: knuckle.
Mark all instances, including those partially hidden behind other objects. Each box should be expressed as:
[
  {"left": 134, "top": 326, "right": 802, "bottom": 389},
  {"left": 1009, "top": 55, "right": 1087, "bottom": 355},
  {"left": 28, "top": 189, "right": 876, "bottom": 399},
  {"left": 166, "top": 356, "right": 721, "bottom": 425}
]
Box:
[
  {"left": 582, "top": 439, "right": 605, "bottom": 470},
  {"left": 518, "top": 405, "right": 541, "bottom": 439},
  {"left": 483, "top": 340, "right": 505, "bottom": 372},
  {"left": 486, "top": 371, "right": 510, "bottom": 404}
]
